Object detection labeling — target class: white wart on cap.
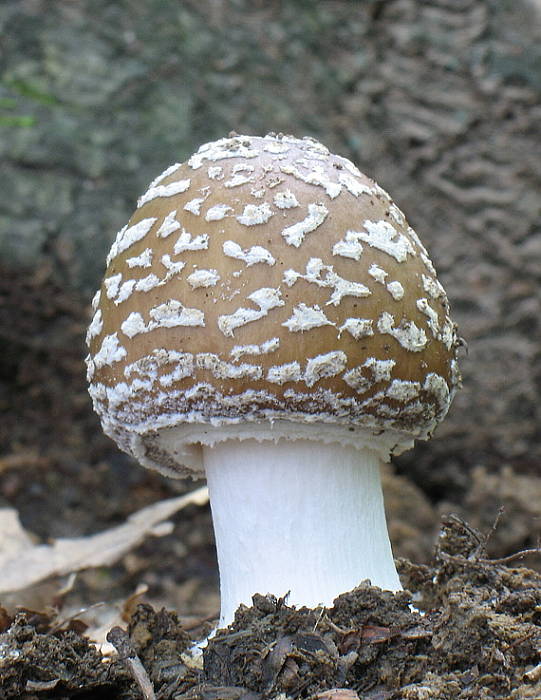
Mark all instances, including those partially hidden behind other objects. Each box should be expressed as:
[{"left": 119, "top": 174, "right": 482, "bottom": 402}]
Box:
[{"left": 87, "top": 132, "right": 460, "bottom": 475}]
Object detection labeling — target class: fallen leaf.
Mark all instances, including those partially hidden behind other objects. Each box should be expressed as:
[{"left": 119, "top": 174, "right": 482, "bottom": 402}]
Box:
[{"left": 0, "top": 487, "right": 209, "bottom": 594}]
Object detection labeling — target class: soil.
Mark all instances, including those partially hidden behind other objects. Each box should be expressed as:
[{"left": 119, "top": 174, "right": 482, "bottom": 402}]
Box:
[{"left": 1, "top": 516, "right": 541, "bottom": 699}]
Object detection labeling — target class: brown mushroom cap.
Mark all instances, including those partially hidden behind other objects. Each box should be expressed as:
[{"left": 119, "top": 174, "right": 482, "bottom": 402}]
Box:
[{"left": 86, "top": 133, "right": 461, "bottom": 477}]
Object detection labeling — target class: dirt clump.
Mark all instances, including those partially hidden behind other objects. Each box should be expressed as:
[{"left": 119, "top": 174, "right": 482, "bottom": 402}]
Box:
[
  {"left": 202, "top": 516, "right": 541, "bottom": 700},
  {"left": 0, "top": 607, "right": 115, "bottom": 698}
]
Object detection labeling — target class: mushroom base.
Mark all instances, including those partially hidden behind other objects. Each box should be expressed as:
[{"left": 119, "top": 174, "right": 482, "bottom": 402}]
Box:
[{"left": 203, "top": 438, "right": 402, "bottom": 628}]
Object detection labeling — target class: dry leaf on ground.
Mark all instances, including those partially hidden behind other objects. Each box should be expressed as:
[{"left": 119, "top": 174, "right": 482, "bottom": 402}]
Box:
[{"left": 0, "top": 487, "right": 209, "bottom": 594}]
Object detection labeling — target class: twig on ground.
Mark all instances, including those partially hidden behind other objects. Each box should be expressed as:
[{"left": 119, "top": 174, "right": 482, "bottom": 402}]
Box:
[
  {"left": 478, "top": 546, "right": 541, "bottom": 565},
  {"left": 439, "top": 545, "right": 541, "bottom": 567},
  {"left": 107, "top": 626, "right": 156, "bottom": 700},
  {"left": 482, "top": 505, "right": 506, "bottom": 552}
]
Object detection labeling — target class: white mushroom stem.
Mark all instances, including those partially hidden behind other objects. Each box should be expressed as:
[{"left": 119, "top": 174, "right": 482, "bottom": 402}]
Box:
[{"left": 203, "top": 438, "right": 402, "bottom": 628}]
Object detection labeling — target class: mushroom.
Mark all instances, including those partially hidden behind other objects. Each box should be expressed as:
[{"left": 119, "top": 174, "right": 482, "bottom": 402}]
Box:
[{"left": 86, "top": 133, "right": 461, "bottom": 628}]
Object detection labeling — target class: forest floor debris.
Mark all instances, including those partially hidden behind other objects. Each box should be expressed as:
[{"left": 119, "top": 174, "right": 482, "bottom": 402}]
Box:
[{"left": 1, "top": 515, "right": 540, "bottom": 699}]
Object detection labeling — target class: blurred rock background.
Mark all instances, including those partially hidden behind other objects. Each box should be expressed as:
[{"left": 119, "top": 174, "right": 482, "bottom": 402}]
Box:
[{"left": 0, "top": 0, "right": 540, "bottom": 613}]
